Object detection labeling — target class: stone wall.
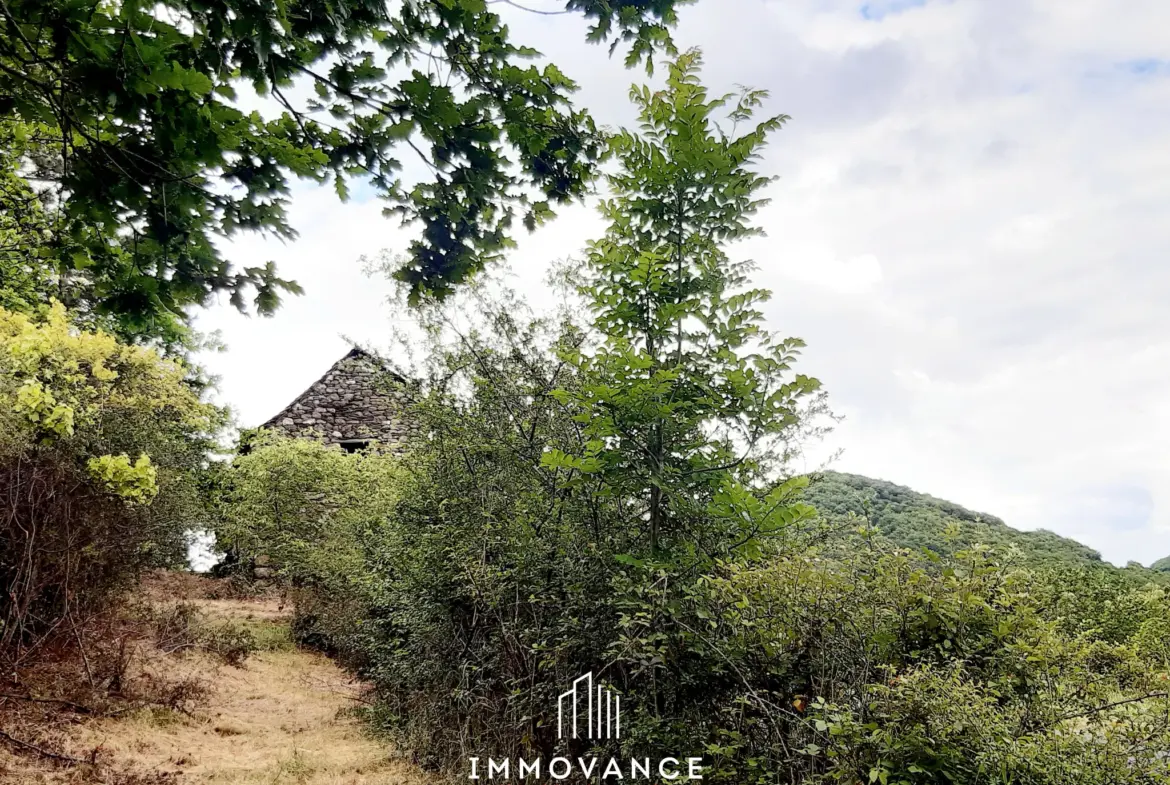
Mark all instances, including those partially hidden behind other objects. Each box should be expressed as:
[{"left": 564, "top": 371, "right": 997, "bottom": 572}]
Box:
[{"left": 264, "top": 348, "right": 417, "bottom": 451}]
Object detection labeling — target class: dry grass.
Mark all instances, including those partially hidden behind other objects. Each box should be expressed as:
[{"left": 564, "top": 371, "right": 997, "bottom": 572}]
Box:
[
  {"left": 0, "top": 587, "right": 429, "bottom": 785},
  {"left": 189, "top": 598, "right": 290, "bottom": 623},
  {"left": 139, "top": 571, "right": 286, "bottom": 616}
]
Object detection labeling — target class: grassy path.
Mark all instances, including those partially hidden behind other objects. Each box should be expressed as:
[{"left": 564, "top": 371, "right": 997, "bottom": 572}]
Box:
[{"left": 1, "top": 591, "right": 427, "bottom": 785}]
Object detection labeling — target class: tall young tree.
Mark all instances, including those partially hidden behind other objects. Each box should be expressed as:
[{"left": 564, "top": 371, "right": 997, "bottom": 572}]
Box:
[
  {"left": 552, "top": 50, "right": 827, "bottom": 558},
  {"left": 0, "top": 0, "right": 689, "bottom": 343}
]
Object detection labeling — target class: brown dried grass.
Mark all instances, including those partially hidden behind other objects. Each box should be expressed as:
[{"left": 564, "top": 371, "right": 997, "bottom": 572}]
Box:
[{"left": 0, "top": 581, "right": 429, "bottom": 785}]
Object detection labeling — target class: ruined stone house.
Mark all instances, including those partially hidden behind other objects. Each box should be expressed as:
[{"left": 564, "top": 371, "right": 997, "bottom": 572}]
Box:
[{"left": 262, "top": 347, "right": 417, "bottom": 453}]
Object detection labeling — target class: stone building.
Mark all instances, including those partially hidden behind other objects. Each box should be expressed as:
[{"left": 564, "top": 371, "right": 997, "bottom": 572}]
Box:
[{"left": 263, "top": 347, "right": 416, "bottom": 452}]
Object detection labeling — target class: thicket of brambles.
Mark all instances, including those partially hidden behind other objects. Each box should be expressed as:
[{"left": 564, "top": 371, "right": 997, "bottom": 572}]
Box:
[{"left": 220, "top": 56, "right": 1170, "bottom": 784}]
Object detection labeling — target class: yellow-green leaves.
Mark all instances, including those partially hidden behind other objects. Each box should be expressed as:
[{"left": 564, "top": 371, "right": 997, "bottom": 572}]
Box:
[
  {"left": 87, "top": 453, "right": 159, "bottom": 504},
  {"left": 13, "top": 379, "right": 74, "bottom": 438},
  {"left": 540, "top": 446, "right": 603, "bottom": 474},
  {"left": 0, "top": 302, "right": 216, "bottom": 509},
  {"left": 0, "top": 302, "right": 211, "bottom": 446}
]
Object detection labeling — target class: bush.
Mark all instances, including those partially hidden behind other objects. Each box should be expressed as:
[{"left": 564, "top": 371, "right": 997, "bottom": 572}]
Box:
[
  {"left": 217, "top": 432, "right": 401, "bottom": 662},
  {"left": 200, "top": 622, "right": 258, "bottom": 667},
  {"left": 0, "top": 302, "right": 223, "bottom": 672},
  {"left": 150, "top": 601, "right": 204, "bottom": 654},
  {"left": 148, "top": 599, "right": 292, "bottom": 667}
]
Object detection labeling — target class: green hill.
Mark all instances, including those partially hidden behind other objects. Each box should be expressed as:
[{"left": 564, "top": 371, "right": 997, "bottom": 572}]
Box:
[
  {"left": 1150, "top": 555, "right": 1170, "bottom": 573},
  {"left": 804, "top": 471, "right": 1107, "bottom": 567}
]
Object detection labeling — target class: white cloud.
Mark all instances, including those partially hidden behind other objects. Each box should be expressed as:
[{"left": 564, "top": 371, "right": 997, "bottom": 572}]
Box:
[
  {"left": 196, "top": 0, "right": 1170, "bottom": 565},
  {"left": 771, "top": 250, "right": 885, "bottom": 295}
]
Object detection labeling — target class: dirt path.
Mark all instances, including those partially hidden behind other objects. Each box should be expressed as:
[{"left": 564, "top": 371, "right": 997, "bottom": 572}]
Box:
[{"left": 1, "top": 594, "right": 428, "bottom": 785}]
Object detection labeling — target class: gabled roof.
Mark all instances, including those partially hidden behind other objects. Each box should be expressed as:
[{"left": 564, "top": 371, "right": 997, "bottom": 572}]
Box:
[{"left": 263, "top": 346, "right": 415, "bottom": 448}]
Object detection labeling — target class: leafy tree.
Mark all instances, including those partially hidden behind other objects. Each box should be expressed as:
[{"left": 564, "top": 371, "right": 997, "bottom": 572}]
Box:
[
  {"left": 0, "top": 0, "right": 689, "bottom": 342},
  {"left": 552, "top": 49, "right": 826, "bottom": 557},
  {"left": 0, "top": 127, "right": 54, "bottom": 313}
]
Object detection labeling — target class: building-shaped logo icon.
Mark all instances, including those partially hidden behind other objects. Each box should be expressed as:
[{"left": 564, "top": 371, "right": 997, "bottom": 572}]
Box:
[{"left": 557, "top": 672, "right": 620, "bottom": 740}]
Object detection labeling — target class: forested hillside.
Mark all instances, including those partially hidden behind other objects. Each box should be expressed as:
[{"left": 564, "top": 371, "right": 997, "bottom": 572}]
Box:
[
  {"left": 805, "top": 472, "right": 1100, "bottom": 562},
  {"left": 807, "top": 471, "right": 1168, "bottom": 577}
]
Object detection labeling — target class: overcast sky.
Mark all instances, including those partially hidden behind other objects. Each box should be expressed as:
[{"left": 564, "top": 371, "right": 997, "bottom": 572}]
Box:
[{"left": 192, "top": 0, "right": 1170, "bottom": 566}]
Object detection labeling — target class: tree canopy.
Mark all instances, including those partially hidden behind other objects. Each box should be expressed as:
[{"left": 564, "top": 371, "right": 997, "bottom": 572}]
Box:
[{"left": 0, "top": 0, "right": 690, "bottom": 343}]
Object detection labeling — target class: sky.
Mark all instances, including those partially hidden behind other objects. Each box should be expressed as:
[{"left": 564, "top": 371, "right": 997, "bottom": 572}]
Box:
[{"left": 192, "top": 0, "right": 1170, "bottom": 567}]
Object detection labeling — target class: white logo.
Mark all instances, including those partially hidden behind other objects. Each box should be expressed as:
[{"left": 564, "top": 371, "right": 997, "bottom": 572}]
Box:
[
  {"left": 467, "top": 674, "right": 704, "bottom": 780},
  {"left": 557, "top": 672, "right": 620, "bottom": 740}
]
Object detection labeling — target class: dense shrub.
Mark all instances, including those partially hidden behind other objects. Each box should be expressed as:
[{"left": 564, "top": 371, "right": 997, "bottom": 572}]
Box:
[
  {"left": 253, "top": 349, "right": 1170, "bottom": 781},
  {"left": 694, "top": 542, "right": 1170, "bottom": 783},
  {"left": 325, "top": 368, "right": 1170, "bottom": 780},
  {"left": 216, "top": 432, "right": 401, "bottom": 660},
  {"left": 0, "top": 302, "right": 222, "bottom": 670},
  {"left": 147, "top": 599, "right": 291, "bottom": 667}
]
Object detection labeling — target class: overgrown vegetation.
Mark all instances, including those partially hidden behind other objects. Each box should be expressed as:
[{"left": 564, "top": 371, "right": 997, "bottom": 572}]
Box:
[
  {"left": 220, "top": 55, "right": 1170, "bottom": 783},
  {"left": 0, "top": 301, "right": 223, "bottom": 675},
  {"left": 2, "top": 0, "right": 1167, "bottom": 778},
  {"left": 215, "top": 433, "right": 401, "bottom": 657}
]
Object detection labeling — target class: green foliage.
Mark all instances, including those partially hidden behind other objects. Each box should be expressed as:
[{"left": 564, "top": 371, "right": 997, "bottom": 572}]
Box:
[
  {"left": 217, "top": 432, "right": 401, "bottom": 656},
  {"left": 0, "top": 302, "right": 225, "bottom": 663},
  {"left": 218, "top": 432, "right": 400, "bottom": 571},
  {"left": 0, "top": 127, "right": 54, "bottom": 314},
  {"left": 0, "top": 0, "right": 689, "bottom": 341},
  {"left": 805, "top": 471, "right": 1106, "bottom": 567},
  {"left": 1027, "top": 562, "right": 1161, "bottom": 644},
  {"left": 558, "top": 49, "right": 827, "bottom": 558},
  {"left": 87, "top": 453, "right": 159, "bottom": 504},
  {"left": 325, "top": 294, "right": 637, "bottom": 759},
  {"left": 681, "top": 541, "right": 1170, "bottom": 784},
  {"left": 0, "top": 301, "right": 213, "bottom": 443},
  {"left": 805, "top": 472, "right": 1170, "bottom": 651}
]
